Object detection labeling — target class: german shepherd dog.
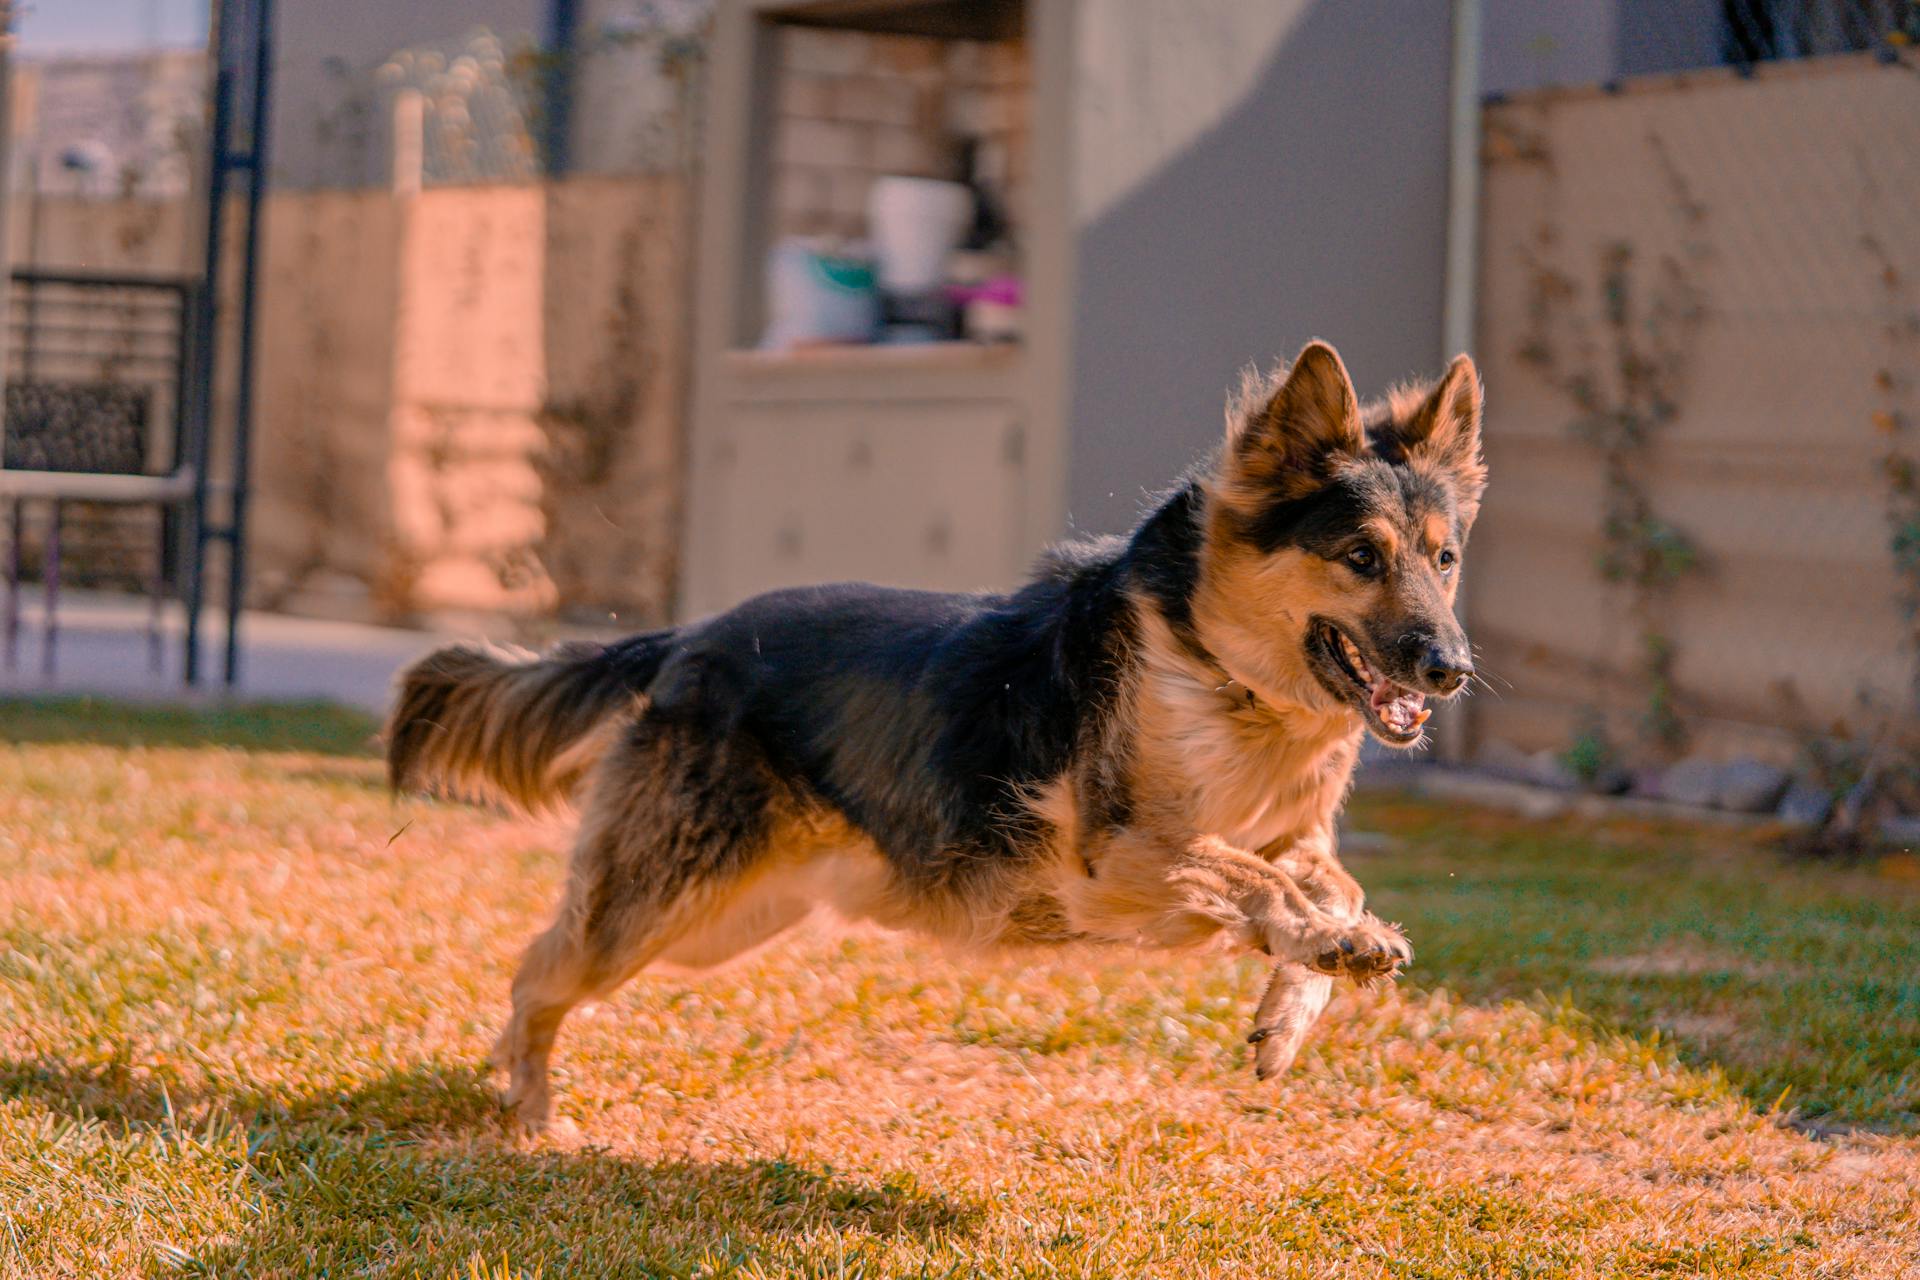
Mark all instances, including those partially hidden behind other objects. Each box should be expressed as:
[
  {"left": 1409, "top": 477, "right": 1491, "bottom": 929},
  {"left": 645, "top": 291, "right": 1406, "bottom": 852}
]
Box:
[{"left": 386, "top": 341, "right": 1485, "bottom": 1130}]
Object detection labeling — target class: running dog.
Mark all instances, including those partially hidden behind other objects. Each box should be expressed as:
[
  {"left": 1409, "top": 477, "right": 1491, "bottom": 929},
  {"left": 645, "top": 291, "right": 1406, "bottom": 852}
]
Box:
[{"left": 386, "top": 340, "right": 1486, "bottom": 1129}]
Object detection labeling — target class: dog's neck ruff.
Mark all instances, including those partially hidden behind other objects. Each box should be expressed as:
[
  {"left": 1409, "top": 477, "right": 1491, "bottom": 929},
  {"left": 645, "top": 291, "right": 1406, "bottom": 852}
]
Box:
[{"left": 1169, "top": 621, "right": 1260, "bottom": 713}]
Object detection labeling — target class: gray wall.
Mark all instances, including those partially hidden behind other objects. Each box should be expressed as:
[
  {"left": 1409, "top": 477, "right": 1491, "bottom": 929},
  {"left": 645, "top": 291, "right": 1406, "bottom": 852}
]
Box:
[
  {"left": 271, "top": 0, "right": 546, "bottom": 189},
  {"left": 1479, "top": 0, "right": 1728, "bottom": 96},
  {"left": 1065, "top": 0, "right": 1452, "bottom": 536}
]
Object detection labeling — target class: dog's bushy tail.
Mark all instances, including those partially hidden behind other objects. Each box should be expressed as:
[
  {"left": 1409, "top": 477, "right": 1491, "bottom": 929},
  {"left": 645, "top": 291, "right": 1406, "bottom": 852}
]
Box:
[{"left": 385, "top": 631, "right": 673, "bottom": 810}]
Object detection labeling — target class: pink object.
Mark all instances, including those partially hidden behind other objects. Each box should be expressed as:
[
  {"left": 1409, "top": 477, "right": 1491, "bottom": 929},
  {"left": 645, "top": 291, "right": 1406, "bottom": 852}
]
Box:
[{"left": 946, "top": 276, "right": 1023, "bottom": 308}]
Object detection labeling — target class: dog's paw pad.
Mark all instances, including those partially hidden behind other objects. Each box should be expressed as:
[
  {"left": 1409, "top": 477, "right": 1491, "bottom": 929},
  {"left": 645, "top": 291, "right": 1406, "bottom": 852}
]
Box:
[{"left": 1309, "top": 920, "right": 1411, "bottom": 982}]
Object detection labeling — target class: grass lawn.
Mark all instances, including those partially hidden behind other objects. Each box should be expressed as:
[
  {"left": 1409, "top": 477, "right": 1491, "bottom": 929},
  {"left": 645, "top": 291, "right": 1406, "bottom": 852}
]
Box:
[{"left": 2, "top": 696, "right": 1917, "bottom": 1278}]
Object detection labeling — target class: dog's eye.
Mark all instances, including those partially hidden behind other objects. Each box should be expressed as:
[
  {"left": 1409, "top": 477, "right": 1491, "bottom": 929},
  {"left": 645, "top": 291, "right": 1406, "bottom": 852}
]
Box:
[
  {"left": 1437, "top": 548, "right": 1457, "bottom": 572},
  {"left": 1345, "top": 545, "right": 1378, "bottom": 574}
]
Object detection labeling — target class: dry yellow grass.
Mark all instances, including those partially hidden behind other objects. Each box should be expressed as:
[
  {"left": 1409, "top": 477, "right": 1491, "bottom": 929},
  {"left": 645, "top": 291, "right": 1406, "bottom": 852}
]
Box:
[{"left": 1, "top": 704, "right": 1917, "bottom": 1277}]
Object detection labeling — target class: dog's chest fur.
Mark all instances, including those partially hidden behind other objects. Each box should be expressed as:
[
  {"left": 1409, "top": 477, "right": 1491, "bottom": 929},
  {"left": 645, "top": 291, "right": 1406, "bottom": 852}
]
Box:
[{"left": 1132, "top": 662, "right": 1361, "bottom": 850}]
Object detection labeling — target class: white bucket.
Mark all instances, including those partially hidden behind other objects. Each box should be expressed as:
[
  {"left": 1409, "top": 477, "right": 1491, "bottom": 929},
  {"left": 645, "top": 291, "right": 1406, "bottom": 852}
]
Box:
[{"left": 867, "top": 176, "right": 973, "bottom": 292}]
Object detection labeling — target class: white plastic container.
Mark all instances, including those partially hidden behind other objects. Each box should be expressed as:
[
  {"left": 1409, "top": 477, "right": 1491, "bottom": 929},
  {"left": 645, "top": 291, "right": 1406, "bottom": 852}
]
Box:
[{"left": 867, "top": 176, "right": 973, "bottom": 292}]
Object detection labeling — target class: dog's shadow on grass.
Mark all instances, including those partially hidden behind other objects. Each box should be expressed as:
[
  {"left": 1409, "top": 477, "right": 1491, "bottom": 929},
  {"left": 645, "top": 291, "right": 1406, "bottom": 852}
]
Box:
[{"left": 3, "top": 1055, "right": 982, "bottom": 1271}]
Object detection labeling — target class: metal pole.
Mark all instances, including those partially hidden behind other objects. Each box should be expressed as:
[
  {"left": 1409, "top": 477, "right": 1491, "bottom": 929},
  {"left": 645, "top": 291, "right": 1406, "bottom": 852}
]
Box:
[
  {"left": 542, "top": 0, "right": 579, "bottom": 175},
  {"left": 221, "top": 0, "right": 273, "bottom": 687},
  {"left": 0, "top": 3, "right": 15, "bottom": 651},
  {"left": 40, "top": 497, "right": 55, "bottom": 677},
  {"left": 0, "top": 0, "right": 15, "bottom": 407},
  {"left": 1437, "top": 0, "right": 1483, "bottom": 766},
  {"left": 185, "top": 0, "right": 235, "bottom": 686}
]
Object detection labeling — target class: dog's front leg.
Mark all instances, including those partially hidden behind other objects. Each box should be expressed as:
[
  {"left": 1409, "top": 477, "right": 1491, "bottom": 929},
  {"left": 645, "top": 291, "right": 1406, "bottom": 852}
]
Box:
[
  {"left": 1263, "top": 825, "right": 1370, "bottom": 922},
  {"left": 1247, "top": 962, "right": 1333, "bottom": 1079},
  {"left": 1067, "top": 831, "right": 1406, "bottom": 1075},
  {"left": 1161, "top": 835, "right": 1405, "bottom": 1080},
  {"left": 1070, "top": 830, "right": 1408, "bottom": 974},
  {"left": 1244, "top": 831, "right": 1408, "bottom": 1078},
  {"left": 1164, "top": 836, "right": 1410, "bottom": 980}
]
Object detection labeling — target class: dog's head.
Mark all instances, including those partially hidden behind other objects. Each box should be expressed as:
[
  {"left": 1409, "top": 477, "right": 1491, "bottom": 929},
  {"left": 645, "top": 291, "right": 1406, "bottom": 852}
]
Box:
[{"left": 1195, "top": 341, "right": 1487, "bottom": 748}]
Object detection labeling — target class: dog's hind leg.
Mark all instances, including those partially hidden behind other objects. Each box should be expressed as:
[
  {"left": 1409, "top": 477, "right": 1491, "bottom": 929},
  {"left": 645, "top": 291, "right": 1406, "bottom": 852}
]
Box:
[
  {"left": 493, "top": 860, "right": 765, "bottom": 1131},
  {"left": 492, "top": 914, "right": 606, "bottom": 1131},
  {"left": 492, "top": 718, "right": 792, "bottom": 1132}
]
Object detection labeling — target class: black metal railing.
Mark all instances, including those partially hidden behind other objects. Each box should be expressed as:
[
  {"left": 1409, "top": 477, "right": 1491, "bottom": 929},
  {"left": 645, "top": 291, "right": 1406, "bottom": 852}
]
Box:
[
  {"left": 2, "top": 269, "right": 201, "bottom": 677},
  {"left": 5, "top": 269, "right": 198, "bottom": 476},
  {"left": 1722, "top": 0, "right": 1918, "bottom": 67}
]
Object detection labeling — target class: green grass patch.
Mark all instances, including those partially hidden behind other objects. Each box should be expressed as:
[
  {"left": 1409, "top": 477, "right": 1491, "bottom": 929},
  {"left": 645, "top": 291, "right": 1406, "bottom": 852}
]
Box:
[
  {"left": 0, "top": 695, "right": 379, "bottom": 756},
  {"left": 1353, "top": 792, "right": 1920, "bottom": 1132},
  {"left": 2, "top": 702, "right": 1917, "bottom": 1277}
]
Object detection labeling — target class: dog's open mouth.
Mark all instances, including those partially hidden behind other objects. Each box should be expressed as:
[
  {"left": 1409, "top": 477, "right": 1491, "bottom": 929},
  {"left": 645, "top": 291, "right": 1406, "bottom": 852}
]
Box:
[{"left": 1311, "top": 621, "right": 1430, "bottom": 746}]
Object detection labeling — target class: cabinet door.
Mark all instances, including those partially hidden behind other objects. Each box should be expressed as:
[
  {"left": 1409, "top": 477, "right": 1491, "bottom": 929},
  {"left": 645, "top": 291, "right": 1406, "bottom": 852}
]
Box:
[{"left": 708, "top": 399, "right": 1027, "bottom": 605}]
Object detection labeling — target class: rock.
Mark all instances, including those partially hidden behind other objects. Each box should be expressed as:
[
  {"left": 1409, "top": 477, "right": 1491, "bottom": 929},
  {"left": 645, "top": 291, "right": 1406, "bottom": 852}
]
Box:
[
  {"left": 1527, "top": 749, "right": 1580, "bottom": 791},
  {"left": 1629, "top": 768, "right": 1666, "bottom": 800},
  {"left": 1475, "top": 740, "right": 1534, "bottom": 783},
  {"left": 1776, "top": 782, "right": 1834, "bottom": 829},
  {"left": 1661, "top": 758, "right": 1722, "bottom": 809},
  {"left": 1878, "top": 814, "right": 1920, "bottom": 848},
  {"left": 1716, "top": 759, "right": 1791, "bottom": 813},
  {"left": 1589, "top": 765, "right": 1633, "bottom": 796}
]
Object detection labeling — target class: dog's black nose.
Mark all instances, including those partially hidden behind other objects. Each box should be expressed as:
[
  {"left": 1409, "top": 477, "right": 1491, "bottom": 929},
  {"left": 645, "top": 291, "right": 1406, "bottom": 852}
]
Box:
[
  {"left": 1398, "top": 632, "right": 1472, "bottom": 693},
  {"left": 1420, "top": 644, "right": 1472, "bottom": 694}
]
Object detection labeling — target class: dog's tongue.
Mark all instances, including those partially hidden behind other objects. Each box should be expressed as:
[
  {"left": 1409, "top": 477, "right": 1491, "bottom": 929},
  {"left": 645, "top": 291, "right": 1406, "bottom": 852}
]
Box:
[{"left": 1370, "top": 678, "right": 1429, "bottom": 734}]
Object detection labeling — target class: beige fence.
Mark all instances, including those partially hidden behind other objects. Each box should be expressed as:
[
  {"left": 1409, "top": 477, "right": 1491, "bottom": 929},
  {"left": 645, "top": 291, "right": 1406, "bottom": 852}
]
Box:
[
  {"left": 1469, "top": 50, "right": 1920, "bottom": 766},
  {"left": 8, "top": 179, "right": 690, "bottom": 631},
  {"left": 252, "top": 175, "right": 690, "bottom": 629}
]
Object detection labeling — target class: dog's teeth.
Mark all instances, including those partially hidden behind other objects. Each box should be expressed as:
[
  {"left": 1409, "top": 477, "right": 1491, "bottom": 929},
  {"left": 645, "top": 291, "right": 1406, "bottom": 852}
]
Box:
[
  {"left": 1412, "top": 708, "right": 1431, "bottom": 727},
  {"left": 1338, "top": 634, "right": 1373, "bottom": 681}
]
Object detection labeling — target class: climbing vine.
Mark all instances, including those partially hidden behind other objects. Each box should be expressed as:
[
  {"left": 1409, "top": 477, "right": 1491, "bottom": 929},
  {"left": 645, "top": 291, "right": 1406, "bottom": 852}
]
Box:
[
  {"left": 1864, "top": 226, "right": 1920, "bottom": 701},
  {"left": 1514, "top": 126, "right": 1711, "bottom": 753}
]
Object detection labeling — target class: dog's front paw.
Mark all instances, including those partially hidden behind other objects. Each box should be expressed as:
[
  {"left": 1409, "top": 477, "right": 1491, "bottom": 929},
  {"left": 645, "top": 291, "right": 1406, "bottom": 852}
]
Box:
[{"left": 1306, "top": 914, "right": 1410, "bottom": 984}]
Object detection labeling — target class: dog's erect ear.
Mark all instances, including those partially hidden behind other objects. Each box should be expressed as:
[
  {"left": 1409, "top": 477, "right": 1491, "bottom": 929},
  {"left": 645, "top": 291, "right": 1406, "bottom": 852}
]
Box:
[
  {"left": 1386, "top": 353, "right": 1487, "bottom": 519},
  {"left": 1222, "top": 341, "right": 1365, "bottom": 502}
]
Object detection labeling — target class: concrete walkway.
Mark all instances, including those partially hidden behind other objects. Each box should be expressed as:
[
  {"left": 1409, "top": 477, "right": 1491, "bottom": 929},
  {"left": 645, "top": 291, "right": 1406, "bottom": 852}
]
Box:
[{"left": 0, "top": 591, "right": 447, "bottom": 712}]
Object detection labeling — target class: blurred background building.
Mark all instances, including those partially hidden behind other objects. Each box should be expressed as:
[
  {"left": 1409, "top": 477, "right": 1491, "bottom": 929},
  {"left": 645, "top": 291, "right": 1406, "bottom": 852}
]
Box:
[{"left": 4, "top": 0, "right": 1919, "bottom": 808}]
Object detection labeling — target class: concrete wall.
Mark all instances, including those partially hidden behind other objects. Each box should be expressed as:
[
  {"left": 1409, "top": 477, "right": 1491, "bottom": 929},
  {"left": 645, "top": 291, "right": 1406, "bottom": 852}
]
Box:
[
  {"left": 253, "top": 177, "right": 689, "bottom": 627},
  {"left": 6, "top": 194, "right": 195, "bottom": 273},
  {"left": 1470, "top": 53, "right": 1920, "bottom": 762},
  {"left": 537, "top": 175, "right": 690, "bottom": 620},
  {"left": 4, "top": 179, "right": 689, "bottom": 629},
  {"left": 252, "top": 191, "right": 405, "bottom": 612},
  {"left": 270, "top": 0, "right": 545, "bottom": 189},
  {"left": 1064, "top": 0, "right": 1452, "bottom": 536}
]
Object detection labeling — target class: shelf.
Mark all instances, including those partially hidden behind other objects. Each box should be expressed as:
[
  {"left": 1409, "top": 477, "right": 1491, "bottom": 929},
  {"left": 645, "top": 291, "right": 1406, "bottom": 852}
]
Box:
[
  {"left": 756, "top": 0, "right": 1023, "bottom": 41},
  {"left": 719, "top": 341, "right": 1024, "bottom": 404},
  {"left": 727, "top": 341, "right": 1017, "bottom": 372}
]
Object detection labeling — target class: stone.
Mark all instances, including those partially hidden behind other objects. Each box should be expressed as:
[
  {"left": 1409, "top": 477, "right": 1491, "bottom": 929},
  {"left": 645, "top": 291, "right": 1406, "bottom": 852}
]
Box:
[
  {"left": 1629, "top": 768, "right": 1666, "bottom": 800},
  {"left": 777, "top": 118, "right": 868, "bottom": 170},
  {"left": 1660, "top": 758, "right": 1722, "bottom": 809},
  {"left": 779, "top": 72, "right": 834, "bottom": 119},
  {"left": 784, "top": 28, "right": 871, "bottom": 77},
  {"left": 1589, "top": 765, "right": 1633, "bottom": 796},
  {"left": 1715, "top": 759, "right": 1792, "bottom": 813},
  {"left": 1527, "top": 749, "right": 1580, "bottom": 791},
  {"left": 1475, "top": 739, "right": 1533, "bottom": 784},
  {"left": 1776, "top": 782, "right": 1834, "bottom": 828},
  {"left": 1877, "top": 814, "right": 1920, "bottom": 848}
]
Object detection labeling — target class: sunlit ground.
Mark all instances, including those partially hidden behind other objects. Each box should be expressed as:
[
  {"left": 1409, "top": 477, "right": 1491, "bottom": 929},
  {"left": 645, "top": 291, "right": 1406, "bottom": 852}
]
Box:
[{"left": 2, "top": 698, "right": 1917, "bottom": 1278}]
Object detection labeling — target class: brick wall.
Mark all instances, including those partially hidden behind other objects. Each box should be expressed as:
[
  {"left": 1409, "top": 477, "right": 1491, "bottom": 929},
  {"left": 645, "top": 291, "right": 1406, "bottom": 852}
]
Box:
[{"left": 769, "top": 26, "right": 1029, "bottom": 246}]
